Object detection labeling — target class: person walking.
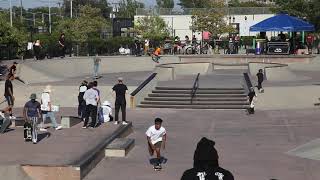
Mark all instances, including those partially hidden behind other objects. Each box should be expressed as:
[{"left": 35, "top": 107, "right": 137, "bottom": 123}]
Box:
[
  {"left": 146, "top": 118, "right": 167, "bottom": 169},
  {"left": 83, "top": 82, "right": 99, "bottom": 128},
  {"left": 58, "top": 33, "right": 66, "bottom": 58},
  {"left": 181, "top": 137, "right": 234, "bottom": 180},
  {"left": 93, "top": 54, "right": 101, "bottom": 79},
  {"left": 9, "top": 62, "right": 26, "bottom": 84},
  {"left": 33, "top": 39, "right": 42, "bottom": 60},
  {"left": 1, "top": 74, "right": 15, "bottom": 119},
  {"left": 112, "top": 77, "right": 128, "bottom": 125},
  {"left": 40, "top": 85, "right": 62, "bottom": 131},
  {"left": 256, "top": 69, "right": 264, "bottom": 93},
  {"left": 23, "top": 93, "right": 42, "bottom": 144},
  {"left": 78, "top": 80, "right": 88, "bottom": 119}
]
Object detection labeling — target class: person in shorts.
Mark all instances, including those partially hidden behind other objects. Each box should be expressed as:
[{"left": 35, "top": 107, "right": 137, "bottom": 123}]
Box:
[
  {"left": 23, "top": 93, "right": 41, "bottom": 144},
  {"left": 146, "top": 118, "right": 167, "bottom": 169},
  {"left": 1, "top": 73, "right": 15, "bottom": 119}
]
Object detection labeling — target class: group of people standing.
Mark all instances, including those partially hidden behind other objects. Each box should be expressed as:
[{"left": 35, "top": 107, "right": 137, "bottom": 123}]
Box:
[{"left": 78, "top": 77, "right": 129, "bottom": 129}]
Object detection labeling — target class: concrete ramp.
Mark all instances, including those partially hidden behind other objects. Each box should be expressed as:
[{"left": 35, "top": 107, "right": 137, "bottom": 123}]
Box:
[
  {"left": 0, "top": 165, "right": 32, "bottom": 180},
  {"left": 287, "top": 138, "right": 320, "bottom": 161},
  {"left": 20, "top": 63, "right": 62, "bottom": 83}
]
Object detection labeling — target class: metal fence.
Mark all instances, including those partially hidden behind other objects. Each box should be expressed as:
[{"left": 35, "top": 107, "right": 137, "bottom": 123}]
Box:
[{"left": 136, "top": 7, "right": 272, "bottom": 16}]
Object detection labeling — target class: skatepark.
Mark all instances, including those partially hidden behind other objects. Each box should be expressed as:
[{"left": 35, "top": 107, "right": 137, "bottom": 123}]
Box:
[{"left": 1, "top": 54, "right": 320, "bottom": 180}]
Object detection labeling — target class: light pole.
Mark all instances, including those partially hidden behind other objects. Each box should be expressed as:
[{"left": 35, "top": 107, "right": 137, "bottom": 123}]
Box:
[
  {"left": 70, "top": 0, "right": 73, "bottom": 18},
  {"left": 9, "top": 0, "right": 13, "bottom": 27},
  {"left": 48, "top": 0, "right": 51, "bottom": 33},
  {"left": 20, "top": 0, "right": 23, "bottom": 22}
]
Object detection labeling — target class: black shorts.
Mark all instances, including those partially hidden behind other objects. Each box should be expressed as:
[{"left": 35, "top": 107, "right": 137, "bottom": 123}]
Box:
[{"left": 5, "top": 96, "right": 14, "bottom": 106}]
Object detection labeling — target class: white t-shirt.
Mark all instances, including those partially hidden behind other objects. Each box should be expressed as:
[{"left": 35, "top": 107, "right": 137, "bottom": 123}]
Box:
[
  {"left": 145, "top": 125, "right": 166, "bottom": 145},
  {"left": 41, "top": 92, "right": 51, "bottom": 111},
  {"left": 101, "top": 105, "right": 112, "bottom": 122}
]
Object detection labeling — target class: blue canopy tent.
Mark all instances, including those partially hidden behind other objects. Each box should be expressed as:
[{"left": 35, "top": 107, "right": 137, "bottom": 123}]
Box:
[{"left": 250, "top": 14, "right": 315, "bottom": 32}]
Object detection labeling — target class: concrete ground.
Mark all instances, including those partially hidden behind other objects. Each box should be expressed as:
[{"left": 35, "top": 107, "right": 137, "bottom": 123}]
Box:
[{"left": 85, "top": 108, "right": 320, "bottom": 180}]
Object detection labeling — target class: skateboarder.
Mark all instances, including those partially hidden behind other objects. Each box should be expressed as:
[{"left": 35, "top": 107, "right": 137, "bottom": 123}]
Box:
[
  {"left": 146, "top": 118, "right": 167, "bottom": 170},
  {"left": 256, "top": 69, "right": 264, "bottom": 93},
  {"left": 23, "top": 93, "right": 42, "bottom": 144},
  {"left": 1, "top": 73, "right": 16, "bottom": 119},
  {"left": 247, "top": 87, "right": 257, "bottom": 115},
  {"left": 152, "top": 47, "right": 161, "bottom": 63},
  {"left": 93, "top": 54, "right": 101, "bottom": 79},
  {"left": 181, "top": 137, "right": 234, "bottom": 180}
]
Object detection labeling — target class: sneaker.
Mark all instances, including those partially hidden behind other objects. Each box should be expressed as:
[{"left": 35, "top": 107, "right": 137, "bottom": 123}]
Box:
[
  {"left": 82, "top": 126, "right": 87, "bottom": 129},
  {"left": 0, "top": 112, "right": 5, "bottom": 118},
  {"left": 32, "top": 140, "right": 37, "bottom": 144},
  {"left": 40, "top": 128, "right": 47, "bottom": 132},
  {"left": 55, "top": 126, "right": 62, "bottom": 130},
  {"left": 122, "top": 121, "right": 128, "bottom": 125},
  {"left": 9, "top": 116, "right": 16, "bottom": 119},
  {"left": 114, "top": 121, "right": 118, "bottom": 125}
]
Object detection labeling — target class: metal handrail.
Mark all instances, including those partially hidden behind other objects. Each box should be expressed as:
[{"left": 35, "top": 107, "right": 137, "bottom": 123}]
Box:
[
  {"left": 191, "top": 73, "right": 200, "bottom": 104},
  {"left": 130, "top": 73, "right": 157, "bottom": 96}
]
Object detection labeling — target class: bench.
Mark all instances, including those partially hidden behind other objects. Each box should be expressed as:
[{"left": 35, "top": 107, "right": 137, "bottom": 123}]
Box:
[
  {"left": 105, "top": 138, "right": 135, "bottom": 157},
  {"left": 11, "top": 117, "right": 25, "bottom": 127},
  {"left": 61, "top": 116, "right": 82, "bottom": 128}
]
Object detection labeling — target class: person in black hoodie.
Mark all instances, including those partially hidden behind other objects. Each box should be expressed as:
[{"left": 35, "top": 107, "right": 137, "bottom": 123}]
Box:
[
  {"left": 181, "top": 137, "right": 234, "bottom": 180},
  {"left": 78, "top": 80, "right": 88, "bottom": 119},
  {"left": 256, "top": 69, "right": 264, "bottom": 93}
]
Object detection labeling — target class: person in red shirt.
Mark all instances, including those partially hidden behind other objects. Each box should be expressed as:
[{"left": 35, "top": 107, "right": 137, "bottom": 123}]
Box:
[{"left": 306, "top": 34, "right": 314, "bottom": 54}]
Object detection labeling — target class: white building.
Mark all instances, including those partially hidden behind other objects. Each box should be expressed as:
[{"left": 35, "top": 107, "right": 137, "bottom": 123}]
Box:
[{"left": 135, "top": 8, "right": 275, "bottom": 40}]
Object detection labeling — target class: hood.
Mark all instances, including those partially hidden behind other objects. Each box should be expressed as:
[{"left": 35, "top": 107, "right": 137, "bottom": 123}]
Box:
[{"left": 193, "top": 137, "right": 219, "bottom": 169}]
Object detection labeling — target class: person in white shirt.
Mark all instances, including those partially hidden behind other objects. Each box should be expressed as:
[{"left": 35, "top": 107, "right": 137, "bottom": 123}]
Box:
[
  {"left": 40, "top": 85, "right": 62, "bottom": 131},
  {"left": 146, "top": 118, "right": 167, "bottom": 168},
  {"left": 83, "top": 82, "right": 99, "bottom": 128},
  {"left": 100, "top": 101, "right": 113, "bottom": 122}
]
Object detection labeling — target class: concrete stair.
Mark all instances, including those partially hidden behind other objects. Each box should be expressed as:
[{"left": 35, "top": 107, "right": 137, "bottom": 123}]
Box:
[{"left": 138, "top": 87, "right": 250, "bottom": 109}]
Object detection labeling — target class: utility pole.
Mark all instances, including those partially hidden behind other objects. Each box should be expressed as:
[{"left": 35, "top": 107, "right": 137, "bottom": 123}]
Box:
[
  {"left": 70, "top": 0, "right": 73, "bottom": 18},
  {"left": 49, "top": 0, "right": 52, "bottom": 33},
  {"left": 20, "top": 0, "right": 23, "bottom": 22},
  {"left": 9, "top": 0, "right": 12, "bottom": 27}
]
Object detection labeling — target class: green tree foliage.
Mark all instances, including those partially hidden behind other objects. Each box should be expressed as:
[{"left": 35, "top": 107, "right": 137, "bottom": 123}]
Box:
[
  {"left": 63, "top": 0, "right": 111, "bottom": 18},
  {"left": 56, "top": 5, "right": 109, "bottom": 44},
  {"left": 0, "top": 13, "right": 27, "bottom": 56},
  {"left": 228, "top": 0, "right": 271, "bottom": 7},
  {"left": 191, "top": 1, "right": 234, "bottom": 36},
  {"left": 134, "top": 16, "right": 170, "bottom": 41},
  {"left": 117, "top": 0, "right": 145, "bottom": 18},
  {"left": 157, "top": 0, "right": 175, "bottom": 8},
  {"left": 272, "top": 0, "right": 320, "bottom": 32}
]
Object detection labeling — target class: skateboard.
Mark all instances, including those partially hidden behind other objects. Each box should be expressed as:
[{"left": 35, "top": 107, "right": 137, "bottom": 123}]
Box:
[
  {"left": 151, "top": 56, "right": 160, "bottom": 63},
  {"left": 24, "top": 122, "right": 32, "bottom": 141},
  {"left": 153, "top": 164, "right": 162, "bottom": 171}
]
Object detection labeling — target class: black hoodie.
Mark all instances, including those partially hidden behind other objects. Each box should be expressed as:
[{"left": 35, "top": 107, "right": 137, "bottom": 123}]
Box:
[{"left": 181, "top": 137, "right": 234, "bottom": 180}]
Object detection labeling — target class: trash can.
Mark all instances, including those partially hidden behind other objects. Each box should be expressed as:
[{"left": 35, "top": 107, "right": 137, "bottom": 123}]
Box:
[{"left": 255, "top": 41, "right": 262, "bottom": 55}]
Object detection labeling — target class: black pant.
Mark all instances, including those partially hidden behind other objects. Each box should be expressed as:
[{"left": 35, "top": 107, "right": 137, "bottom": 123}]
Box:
[
  {"left": 257, "top": 81, "right": 263, "bottom": 90},
  {"left": 34, "top": 46, "right": 41, "bottom": 60},
  {"left": 84, "top": 104, "right": 97, "bottom": 127},
  {"left": 60, "top": 46, "right": 66, "bottom": 57},
  {"left": 248, "top": 107, "right": 255, "bottom": 114},
  {"left": 115, "top": 101, "right": 126, "bottom": 122},
  {"left": 78, "top": 100, "right": 86, "bottom": 118}
]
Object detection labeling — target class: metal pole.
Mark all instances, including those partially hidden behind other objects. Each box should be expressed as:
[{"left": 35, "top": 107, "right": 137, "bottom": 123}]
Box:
[
  {"left": 20, "top": 0, "right": 23, "bottom": 22},
  {"left": 70, "top": 0, "right": 73, "bottom": 18},
  {"left": 9, "top": 0, "right": 12, "bottom": 27},
  {"left": 49, "top": 0, "right": 51, "bottom": 33},
  {"left": 33, "top": 13, "right": 35, "bottom": 27}
]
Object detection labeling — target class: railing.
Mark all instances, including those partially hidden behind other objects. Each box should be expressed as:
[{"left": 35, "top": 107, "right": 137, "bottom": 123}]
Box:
[
  {"left": 130, "top": 73, "right": 157, "bottom": 96},
  {"left": 191, "top": 73, "right": 200, "bottom": 104},
  {"left": 243, "top": 73, "right": 254, "bottom": 93}
]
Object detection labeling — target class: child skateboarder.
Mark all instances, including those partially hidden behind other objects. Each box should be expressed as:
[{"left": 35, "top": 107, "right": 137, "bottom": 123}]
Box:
[
  {"left": 152, "top": 47, "right": 161, "bottom": 63},
  {"left": 146, "top": 118, "right": 167, "bottom": 170}
]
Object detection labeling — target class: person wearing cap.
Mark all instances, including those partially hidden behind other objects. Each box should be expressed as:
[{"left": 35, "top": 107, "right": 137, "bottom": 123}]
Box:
[
  {"left": 23, "top": 93, "right": 42, "bottom": 144},
  {"left": 40, "top": 85, "right": 62, "bottom": 131},
  {"left": 83, "top": 82, "right": 100, "bottom": 128},
  {"left": 0, "top": 73, "right": 16, "bottom": 119},
  {"left": 78, "top": 80, "right": 88, "bottom": 119},
  {"left": 101, "top": 100, "right": 113, "bottom": 122},
  {"left": 181, "top": 137, "right": 234, "bottom": 180},
  {"left": 112, "top": 77, "right": 128, "bottom": 125}
]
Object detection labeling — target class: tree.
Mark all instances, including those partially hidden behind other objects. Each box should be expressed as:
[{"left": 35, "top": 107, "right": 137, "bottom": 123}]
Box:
[
  {"left": 228, "top": 0, "right": 271, "bottom": 7},
  {"left": 157, "top": 0, "right": 174, "bottom": 8},
  {"left": 117, "top": 0, "right": 145, "bottom": 18},
  {"left": 191, "top": 1, "right": 234, "bottom": 37},
  {"left": 134, "top": 16, "right": 170, "bottom": 41},
  {"left": 63, "top": 0, "right": 111, "bottom": 19},
  {"left": 178, "top": 0, "right": 211, "bottom": 8}
]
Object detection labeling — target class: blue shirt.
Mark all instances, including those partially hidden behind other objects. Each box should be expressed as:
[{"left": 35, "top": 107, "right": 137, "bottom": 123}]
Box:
[{"left": 24, "top": 100, "right": 41, "bottom": 117}]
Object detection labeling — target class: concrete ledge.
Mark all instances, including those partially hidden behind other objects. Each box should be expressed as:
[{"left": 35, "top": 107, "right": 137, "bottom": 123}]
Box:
[
  {"left": 11, "top": 117, "right": 25, "bottom": 127},
  {"left": 22, "top": 165, "right": 80, "bottom": 180},
  {"left": 61, "top": 116, "right": 82, "bottom": 128},
  {"left": 105, "top": 138, "right": 135, "bottom": 157}
]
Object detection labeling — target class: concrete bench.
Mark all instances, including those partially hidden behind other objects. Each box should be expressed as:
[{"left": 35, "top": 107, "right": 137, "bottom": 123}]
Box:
[
  {"left": 61, "top": 116, "right": 82, "bottom": 128},
  {"left": 105, "top": 138, "right": 135, "bottom": 157},
  {"left": 11, "top": 117, "right": 25, "bottom": 127}
]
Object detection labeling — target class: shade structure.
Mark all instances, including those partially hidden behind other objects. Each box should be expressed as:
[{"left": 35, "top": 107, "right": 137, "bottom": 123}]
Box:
[{"left": 250, "top": 14, "right": 315, "bottom": 32}]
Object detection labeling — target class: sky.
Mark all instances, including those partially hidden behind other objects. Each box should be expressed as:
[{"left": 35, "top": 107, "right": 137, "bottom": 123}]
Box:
[{"left": 0, "top": 0, "right": 180, "bottom": 9}]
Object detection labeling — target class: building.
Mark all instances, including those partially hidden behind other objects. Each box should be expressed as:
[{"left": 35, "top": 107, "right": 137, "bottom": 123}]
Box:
[{"left": 135, "top": 7, "right": 275, "bottom": 40}]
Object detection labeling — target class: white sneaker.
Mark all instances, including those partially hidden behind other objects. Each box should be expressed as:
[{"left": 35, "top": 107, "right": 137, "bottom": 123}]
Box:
[
  {"left": 55, "top": 126, "right": 62, "bottom": 130},
  {"left": 114, "top": 121, "right": 118, "bottom": 125},
  {"left": 9, "top": 116, "right": 16, "bottom": 119},
  {"left": 122, "top": 121, "right": 128, "bottom": 125},
  {"left": 0, "top": 112, "right": 5, "bottom": 118},
  {"left": 40, "top": 128, "right": 47, "bottom": 132}
]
